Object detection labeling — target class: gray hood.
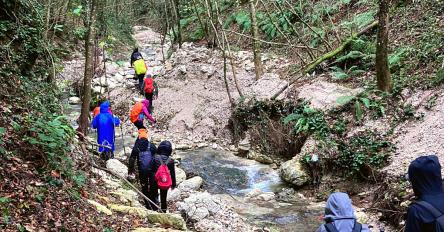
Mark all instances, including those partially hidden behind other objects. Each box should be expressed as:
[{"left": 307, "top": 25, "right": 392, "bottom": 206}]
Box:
[{"left": 316, "top": 192, "right": 371, "bottom": 232}]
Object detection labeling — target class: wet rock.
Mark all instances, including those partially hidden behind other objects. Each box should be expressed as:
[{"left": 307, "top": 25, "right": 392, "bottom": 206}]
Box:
[
  {"left": 178, "top": 192, "right": 253, "bottom": 232},
  {"left": 257, "top": 193, "right": 275, "bottom": 202},
  {"left": 279, "top": 157, "right": 309, "bottom": 187},
  {"left": 178, "top": 176, "right": 203, "bottom": 191},
  {"left": 298, "top": 81, "right": 363, "bottom": 111},
  {"left": 68, "top": 97, "right": 81, "bottom": 105},
  {"left": 175, "top": 167, "right": 186, "bottom": 185},
  {"left": 247, "top": 150, "right": 273, "bottom": 164},
  {"left": 87, "top": 199, "right": 112, "bottom": 215},
  {"left": 106, "top": 159, "right": 128, "bottom": 179},
  {"left": 245, "top": 188, "right": 263, "bottom": 198}
]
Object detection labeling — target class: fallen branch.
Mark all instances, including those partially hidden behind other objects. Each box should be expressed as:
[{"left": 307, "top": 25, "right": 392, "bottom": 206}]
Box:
[
  {"left": 304, "top": 20, "right": 378, "bottom": 74},
  {"left": 77, "top": 135, "right": 161, "bottom": 210},
  {"left": 91, "top": 164, "right": 161, "bottom": 210}
]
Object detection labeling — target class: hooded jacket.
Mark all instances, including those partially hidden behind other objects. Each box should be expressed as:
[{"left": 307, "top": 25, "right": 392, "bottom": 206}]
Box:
[
  {"left": 316, "top": 192, "right": 370, "bottom": 232},
  {"left": 130, "top": 100, "right": 155, "bottom": 123},
  {"left": 91, "top": 101, "right": 120, "bottom": 153},
  {"left": 405, "top": 155, "right": 444, "bottom": 232},
  {"left": 128, "top": 137, "right": 157, "bottom": 174},
  {"left": 153, "top": 141, "right": 176, "bottom": 189},
  {"left": 130, "top": 49, "right": 143, "bottom": 66}
]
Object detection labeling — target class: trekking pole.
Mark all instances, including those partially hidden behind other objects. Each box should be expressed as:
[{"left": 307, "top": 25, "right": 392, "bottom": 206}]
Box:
[{"left": 120, "top": 123, "right": 127, "bottom": 157}]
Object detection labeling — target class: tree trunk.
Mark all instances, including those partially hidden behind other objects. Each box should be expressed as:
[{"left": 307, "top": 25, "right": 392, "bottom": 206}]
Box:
[
  {"left": 375, "top": 0, "right": 392, "bottom": 92},
  {"left": 78, "top": 0, "right": 96, "bottom": 137},
  {"left": 249, "top": 0, "right": 263, "bottom": 80},
  {"left": 172, "top": 0, "right": 182, "bottom": 48}
]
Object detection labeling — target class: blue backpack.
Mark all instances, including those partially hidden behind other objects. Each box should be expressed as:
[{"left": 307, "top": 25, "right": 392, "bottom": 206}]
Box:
[{"left": 138, "top": 150, "right": 154, "bottom": 172}]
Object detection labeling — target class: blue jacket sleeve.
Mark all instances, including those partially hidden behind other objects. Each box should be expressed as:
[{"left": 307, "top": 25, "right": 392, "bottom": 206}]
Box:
[{"left": 113, "top": 116, "right": 120, "bottom": 126}]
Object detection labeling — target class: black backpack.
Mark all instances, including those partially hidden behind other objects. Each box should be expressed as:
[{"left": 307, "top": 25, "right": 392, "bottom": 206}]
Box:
[
  {"left": 324, "top": 220, "right": 362, "bottom": 232},
  {"left": 416, "top": 201, "right": 444, "bottom": 231}
]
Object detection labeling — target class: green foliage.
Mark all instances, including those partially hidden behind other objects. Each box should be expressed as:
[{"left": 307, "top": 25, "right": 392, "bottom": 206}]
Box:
[
  {"left": 336, "top": 95, "right": 374, "bottom": 121},
  {"left": 25, "top": 115, "right": 75, "bottom": 175},
  {"left": 341, "top": 11, "right": 375, "bottom": 31},
  {"left": 337, "top": 133, "right": 392, "bottom": 176},
  {"left": 432, "top": 68, "right": 444, "bottom": 87},
  {"left": 283, "top": 106, "right": 329, "bottom": 138}
]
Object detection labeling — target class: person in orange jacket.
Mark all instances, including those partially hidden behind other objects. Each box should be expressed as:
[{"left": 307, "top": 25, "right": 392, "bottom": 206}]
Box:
[{"left": 130, "top": 99, "right": 156, "bottom": 129}]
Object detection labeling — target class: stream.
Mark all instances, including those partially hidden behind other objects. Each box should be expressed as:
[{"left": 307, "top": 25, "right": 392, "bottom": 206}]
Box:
[{"left": 177, "top": 149, "right": 323, "bottom": 231}]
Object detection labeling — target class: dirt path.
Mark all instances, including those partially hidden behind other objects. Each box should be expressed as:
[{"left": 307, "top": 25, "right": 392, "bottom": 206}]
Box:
[{"left": 384, "top": 89, "right": 444, "bottom": 176}]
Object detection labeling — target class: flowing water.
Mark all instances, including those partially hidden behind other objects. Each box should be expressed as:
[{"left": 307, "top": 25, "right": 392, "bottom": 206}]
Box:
[{"left": 177, "top": 149, "right": 323, "bottom": 232}]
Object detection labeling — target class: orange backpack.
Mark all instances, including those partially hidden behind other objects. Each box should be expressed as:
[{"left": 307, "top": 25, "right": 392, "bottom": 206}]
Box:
[{"left": 130, "top": 102, "right": 144, "bottom": 123}]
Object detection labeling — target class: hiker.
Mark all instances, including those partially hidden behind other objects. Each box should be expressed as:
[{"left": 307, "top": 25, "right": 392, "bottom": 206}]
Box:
[
  {"left": 152, "top": 141, "right": 176, "bottom": 213},
  {"left": 128, "top": 128, "right": 159, "bottom": 210},
  {"left": 316, "top": 192, "right": 370, "bottom": 232},
  {"left": 142, "top": 74, "right": 158, "bottom": 113},
  {"left": 91, "top": 101, "right": 120, "bottom": 160},
  {"left": 405, "top": 155, "right": 444, "bottom": 232},
  {"left": 92, "top": 98, "right": 112, "bottom": 119},
  {"left": 130, "top": 99, "right": 156, "bottom": 129},
  {"left": 130, "top": 47, "right": 147, "bottom": 92}
]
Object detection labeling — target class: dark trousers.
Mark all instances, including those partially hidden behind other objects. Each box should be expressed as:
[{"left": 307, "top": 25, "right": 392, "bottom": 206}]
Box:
[
  {"left": 137, "top": 74, "right": 145, "bottom": 92},
  {"left": 133, "top": 120, "right": 145, "bottom": 129},
  {"left": 160, "top": 189, "right": 168, "bottom": 212},
  {"left": 139, "top": 171, "right": 151, "bottom": 209},
  {"left": 144, "top": 92, "right": 153, "bottom": 114}
]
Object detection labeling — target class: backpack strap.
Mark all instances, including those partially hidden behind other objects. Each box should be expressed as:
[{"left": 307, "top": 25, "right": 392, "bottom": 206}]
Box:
[
  {"left": 416, "top": 201, "right": 444, "bottom": 218},
  {"left": 324, "top": 222, "right": 339, "bottom": 232},
  {"left": 352, "top": 220, "right": 363, "bottom": 232}
]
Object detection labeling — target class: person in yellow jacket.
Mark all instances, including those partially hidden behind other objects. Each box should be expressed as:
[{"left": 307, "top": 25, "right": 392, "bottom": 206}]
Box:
[{"left": 130, "top": 47, "right": 147, "bottom": 92}]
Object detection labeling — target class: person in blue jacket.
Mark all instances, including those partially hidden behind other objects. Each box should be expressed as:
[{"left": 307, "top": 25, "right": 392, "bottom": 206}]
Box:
[
  {"left": 405, "top": 155, "right": 444, "bottom": 232},
  {"left": 91, "top": 101, "right": 120, "bottom": 160}
]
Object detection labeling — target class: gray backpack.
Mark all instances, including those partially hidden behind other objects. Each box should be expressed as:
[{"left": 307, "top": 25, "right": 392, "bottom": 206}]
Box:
[
  {"left": 416, "top": 201, "right": 444, "bottom": 231},
  {"left": 324, "top": 220, "right": 362, "bottom": 232}
]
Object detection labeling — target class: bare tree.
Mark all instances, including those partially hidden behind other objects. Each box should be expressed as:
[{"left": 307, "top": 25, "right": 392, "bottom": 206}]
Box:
[
  {"left": 249, "top": 0, "right": 263, "bottom": 80},
  {"left": 375, "top": 0, "right": 392, "bottom": 92},
  {"left": 78, "top": 0, "right": 96, "bottom": 136}
]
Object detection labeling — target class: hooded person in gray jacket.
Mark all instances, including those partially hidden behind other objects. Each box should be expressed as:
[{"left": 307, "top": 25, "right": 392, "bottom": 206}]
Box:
[{"left": 316, "top": 192, "right": 371, "bottom": 232}]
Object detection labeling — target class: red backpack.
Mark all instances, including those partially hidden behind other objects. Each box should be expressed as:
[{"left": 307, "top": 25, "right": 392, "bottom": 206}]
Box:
[
  {"left": 144, "top": 78, "right": 154, "bottom": 94},
  {"left": 155, "top": 156, "right": 172, "bottom": 190}
]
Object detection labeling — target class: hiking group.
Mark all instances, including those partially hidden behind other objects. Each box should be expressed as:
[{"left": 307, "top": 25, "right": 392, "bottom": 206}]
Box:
[
  {"left": 89, "top": 47, "right": 444, "bottom": 230},
  {"left": 90, "top": 47, "right": 173, "bottom": 213}
]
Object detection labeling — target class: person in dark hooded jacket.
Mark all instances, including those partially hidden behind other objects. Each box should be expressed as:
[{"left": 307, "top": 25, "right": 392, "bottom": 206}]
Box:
[
  {"left": 405, "top": 155, "right": 444, "bottom": 232},
  {"left": 128, "top": 129, "right": 158, "bottom": 210},
  {"left": 91, "top": 101, "right": 120, "bottom": 160},
  {"left": 316, "top": 192, "right": 371, "bottom": 232},
  {"left": 152, "top": 141, "right": 176, "bottom": 213}
]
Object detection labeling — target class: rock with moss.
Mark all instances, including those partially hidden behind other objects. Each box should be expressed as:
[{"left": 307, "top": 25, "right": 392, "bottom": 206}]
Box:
[
  {"left": 108, "top": 204, "right": 186, "bottom": 230},
  {"left": 247, "top": 150, "right": 273, "bottom": 164},
  {"left": 279, "top": 157, "right": 310, "bottom": 187},
  {"left": 87, "top": 199, "right": 113, "bottom": 215}
]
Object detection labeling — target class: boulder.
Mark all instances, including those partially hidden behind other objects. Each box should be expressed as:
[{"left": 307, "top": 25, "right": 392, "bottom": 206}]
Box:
[
  {"left": 106, "top": 159, "right": 128, "bottom": 179},
  {"left": 175, "top": 167, "right": 186, "bottom": 185},
  {"left": 108, "top": 204, "right": 186, "bottom": 229},
  {"left": 87, "top": 199, "right": 112, "bottom": 215},
  {"left": 146, "top": 212, "right": 187, "bottom": 230},
  {"left": 178, "top": 176, "right": 203, "bottom": 191},
  {"left": 245, "top": 188, "right": 263, "bottom": 198},
  {"left": 167, "top": 188, "right": 182, "bottom": 201},
  {"left": 298, "top": 81, "right": 363, "bottom": 111},
  {"left": 279, "top": 157, "right": 310, "bottom": 187},
  {"left": 237, "top": 135, "right": 251, "bottom": 156},
  {"left": 247, "top": 150, "right": 273, "bottom": 164},
  {"left": 178, "top": 65, "right": 187, "bottom": 75},
  {"left": 68, "top": 97, "right": 81, "bottom": 105},
  {"left": 257, "top": 193, "right": 275, "bottom": 202},
  {"left": 92, "top": 86, "right": 105, "bottom": 94}
]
